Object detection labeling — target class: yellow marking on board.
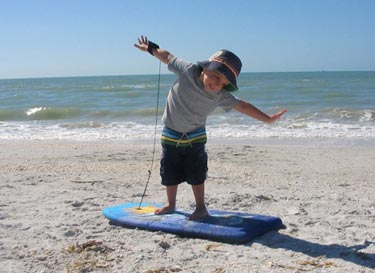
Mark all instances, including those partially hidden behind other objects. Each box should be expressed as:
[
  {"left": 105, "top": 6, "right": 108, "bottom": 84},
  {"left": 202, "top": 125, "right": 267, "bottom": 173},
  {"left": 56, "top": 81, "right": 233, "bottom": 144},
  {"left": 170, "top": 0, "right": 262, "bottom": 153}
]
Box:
[{"left": 130, "top": 206, "right": 156, "bottom": 214}]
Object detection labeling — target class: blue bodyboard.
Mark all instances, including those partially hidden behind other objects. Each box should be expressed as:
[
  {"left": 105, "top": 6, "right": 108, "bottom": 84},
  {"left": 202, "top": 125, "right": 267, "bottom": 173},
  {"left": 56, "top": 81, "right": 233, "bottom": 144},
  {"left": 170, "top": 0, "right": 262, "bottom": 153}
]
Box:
[{"left": 102, "top": 202, "right": 284, "bottom": 244}]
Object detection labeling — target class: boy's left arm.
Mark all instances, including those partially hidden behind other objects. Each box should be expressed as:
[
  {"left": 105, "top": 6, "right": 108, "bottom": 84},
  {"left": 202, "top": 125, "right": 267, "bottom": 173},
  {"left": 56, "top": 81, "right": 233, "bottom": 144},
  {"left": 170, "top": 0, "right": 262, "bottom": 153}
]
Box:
[{"left": 234, "top": 99, "right": 287, "bottom": 123}]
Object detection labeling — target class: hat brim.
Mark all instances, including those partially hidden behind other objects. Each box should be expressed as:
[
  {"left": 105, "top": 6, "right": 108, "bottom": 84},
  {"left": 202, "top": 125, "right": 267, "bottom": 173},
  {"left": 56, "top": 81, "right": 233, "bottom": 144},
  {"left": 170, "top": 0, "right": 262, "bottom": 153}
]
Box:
[{"left": 197, "top": 61, "right": 238, "bottom": 91}]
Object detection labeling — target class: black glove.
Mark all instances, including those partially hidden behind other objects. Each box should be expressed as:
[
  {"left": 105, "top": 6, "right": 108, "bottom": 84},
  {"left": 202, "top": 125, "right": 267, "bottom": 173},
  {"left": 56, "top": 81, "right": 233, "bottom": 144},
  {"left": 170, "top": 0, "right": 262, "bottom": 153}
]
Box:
[{"left": 147, "top": 41, "right": 160, "bottom": 56}]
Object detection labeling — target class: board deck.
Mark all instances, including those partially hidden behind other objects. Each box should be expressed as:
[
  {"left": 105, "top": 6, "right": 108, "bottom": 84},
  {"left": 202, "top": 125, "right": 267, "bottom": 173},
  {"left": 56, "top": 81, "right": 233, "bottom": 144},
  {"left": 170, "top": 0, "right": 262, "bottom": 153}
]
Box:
[{"left": 102, "top": 202, "right": 284, "bottom": 244}]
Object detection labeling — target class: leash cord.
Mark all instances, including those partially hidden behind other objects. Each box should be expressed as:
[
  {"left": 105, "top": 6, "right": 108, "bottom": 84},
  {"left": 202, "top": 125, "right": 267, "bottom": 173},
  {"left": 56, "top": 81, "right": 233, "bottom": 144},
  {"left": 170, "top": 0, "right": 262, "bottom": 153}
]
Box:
[{"left": 138, "top": 60, "right": 161, "bottom": 209}]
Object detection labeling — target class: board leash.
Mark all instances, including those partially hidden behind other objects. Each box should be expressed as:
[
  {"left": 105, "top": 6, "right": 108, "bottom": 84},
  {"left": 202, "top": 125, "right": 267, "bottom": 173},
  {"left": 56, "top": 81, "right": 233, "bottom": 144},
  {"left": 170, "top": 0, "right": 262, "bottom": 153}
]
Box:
[{"left": 137, "top": 60, "right": 162, "bottom": 210}]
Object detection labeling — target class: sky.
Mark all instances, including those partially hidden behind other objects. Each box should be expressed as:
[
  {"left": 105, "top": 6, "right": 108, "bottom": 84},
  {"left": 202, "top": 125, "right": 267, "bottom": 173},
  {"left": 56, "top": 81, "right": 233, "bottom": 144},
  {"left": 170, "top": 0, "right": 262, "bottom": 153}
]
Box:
[{"left": 1, "top": 0, "right": 374, "bottom": 79}]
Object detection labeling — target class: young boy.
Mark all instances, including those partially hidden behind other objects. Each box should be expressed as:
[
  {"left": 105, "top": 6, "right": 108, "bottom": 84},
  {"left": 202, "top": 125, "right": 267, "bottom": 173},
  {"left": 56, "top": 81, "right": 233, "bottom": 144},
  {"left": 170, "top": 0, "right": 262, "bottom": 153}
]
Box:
[{"left": 134, "top": 36, "right": 287, "bottom": 220}]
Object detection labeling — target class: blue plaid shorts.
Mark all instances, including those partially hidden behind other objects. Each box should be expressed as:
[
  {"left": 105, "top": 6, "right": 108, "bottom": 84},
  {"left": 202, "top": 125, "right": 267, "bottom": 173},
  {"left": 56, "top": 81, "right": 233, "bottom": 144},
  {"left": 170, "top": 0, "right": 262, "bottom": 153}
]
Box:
[{"left": 160, "top": 142, "right": 208, "bottom": 186}]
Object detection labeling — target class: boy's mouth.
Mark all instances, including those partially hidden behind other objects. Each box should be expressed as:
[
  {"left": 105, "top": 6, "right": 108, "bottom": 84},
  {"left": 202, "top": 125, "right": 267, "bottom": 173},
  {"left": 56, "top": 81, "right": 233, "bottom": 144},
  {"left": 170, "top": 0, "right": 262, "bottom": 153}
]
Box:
[{"left": 206, "top": 84, "right": 215, "bottom": 91}]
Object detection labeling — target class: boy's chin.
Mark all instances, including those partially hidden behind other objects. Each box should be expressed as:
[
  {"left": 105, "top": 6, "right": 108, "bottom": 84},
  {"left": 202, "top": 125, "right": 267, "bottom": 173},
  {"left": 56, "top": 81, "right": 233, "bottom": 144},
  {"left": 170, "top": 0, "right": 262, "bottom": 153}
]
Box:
[{"left": 204, "top": 87, "right": 221, "bottom": 93}]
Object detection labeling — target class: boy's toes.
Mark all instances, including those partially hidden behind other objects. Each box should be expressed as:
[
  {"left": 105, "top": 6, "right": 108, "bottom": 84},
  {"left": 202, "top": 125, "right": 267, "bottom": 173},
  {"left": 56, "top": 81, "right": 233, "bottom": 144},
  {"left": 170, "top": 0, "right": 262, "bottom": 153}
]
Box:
[
  {"left": 154, "top": 205, "right": 175, "bottom": 215},
  {"left": 188, "top": 209, "right": 209, "bottom": 221}
]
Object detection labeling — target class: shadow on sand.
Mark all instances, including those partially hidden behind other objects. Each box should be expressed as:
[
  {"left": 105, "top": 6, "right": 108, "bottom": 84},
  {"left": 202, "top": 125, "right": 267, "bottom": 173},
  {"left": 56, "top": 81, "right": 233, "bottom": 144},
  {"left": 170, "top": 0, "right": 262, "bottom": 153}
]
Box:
[{"left": 253, "top": 232, "right": 375, "bottom": 269}]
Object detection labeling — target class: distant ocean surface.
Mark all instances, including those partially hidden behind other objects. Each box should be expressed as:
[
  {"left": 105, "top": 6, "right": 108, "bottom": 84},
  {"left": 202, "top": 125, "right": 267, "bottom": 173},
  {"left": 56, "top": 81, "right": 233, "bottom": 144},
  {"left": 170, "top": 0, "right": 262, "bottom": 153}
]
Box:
[{"left": 1, "top": 71, "right": 374, "bottom": 145}]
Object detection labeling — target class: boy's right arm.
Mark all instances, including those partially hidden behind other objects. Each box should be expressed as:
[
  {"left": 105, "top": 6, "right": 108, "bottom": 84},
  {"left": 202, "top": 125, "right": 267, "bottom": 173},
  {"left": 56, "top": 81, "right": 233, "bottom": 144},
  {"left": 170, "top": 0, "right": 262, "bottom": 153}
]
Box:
[
  {"left": 134, "top": 36, "right": 174, "bottom": 65},
  {"left": 234, "top": 99, "right": 287, "bottom": 123}
]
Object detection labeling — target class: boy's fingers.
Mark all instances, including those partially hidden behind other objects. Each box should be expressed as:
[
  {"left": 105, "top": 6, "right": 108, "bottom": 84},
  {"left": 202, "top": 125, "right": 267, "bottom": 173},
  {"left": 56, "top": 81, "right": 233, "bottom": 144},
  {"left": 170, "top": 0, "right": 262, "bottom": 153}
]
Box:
[
  {"left": 140, "top": 35, "right": 148, "bottom": 45},
  {"left": 278, "top": 109, "right": 287, "bottom": 116},
  {"left": 134, "top": 43, "right": 146, "bottom": 51},
  {"left": 135, "top": 36, "right": 150, "bottom": 51}
]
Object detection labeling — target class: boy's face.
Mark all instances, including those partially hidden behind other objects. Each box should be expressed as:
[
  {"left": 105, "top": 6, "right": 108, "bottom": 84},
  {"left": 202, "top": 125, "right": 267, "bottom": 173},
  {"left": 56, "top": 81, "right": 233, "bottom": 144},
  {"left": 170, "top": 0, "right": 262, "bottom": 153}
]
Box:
[{"left": 201, "top": 69, "right": 230, "bottom": 92}]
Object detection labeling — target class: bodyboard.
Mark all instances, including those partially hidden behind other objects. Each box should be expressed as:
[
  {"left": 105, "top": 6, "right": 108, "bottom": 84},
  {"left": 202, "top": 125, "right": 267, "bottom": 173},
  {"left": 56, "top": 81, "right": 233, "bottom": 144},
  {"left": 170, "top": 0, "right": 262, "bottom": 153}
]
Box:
[{"left": 102, "top": 202, "right": 284, "bottom": 244}]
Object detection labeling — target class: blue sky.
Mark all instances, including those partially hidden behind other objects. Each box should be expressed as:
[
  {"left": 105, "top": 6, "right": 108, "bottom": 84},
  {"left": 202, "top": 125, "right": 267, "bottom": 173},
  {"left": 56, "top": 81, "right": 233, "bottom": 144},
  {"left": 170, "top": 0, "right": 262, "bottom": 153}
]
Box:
[{"left": 1, "top": 0, "right": 374, "bottom": 79}]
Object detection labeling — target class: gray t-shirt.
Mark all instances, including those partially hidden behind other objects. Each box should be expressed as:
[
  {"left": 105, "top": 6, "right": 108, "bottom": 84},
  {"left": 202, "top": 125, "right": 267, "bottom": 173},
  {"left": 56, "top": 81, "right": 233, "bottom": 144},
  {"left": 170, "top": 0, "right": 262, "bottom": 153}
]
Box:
[{"left": 162, "top": 57, "right": 239, "bottom": 133}]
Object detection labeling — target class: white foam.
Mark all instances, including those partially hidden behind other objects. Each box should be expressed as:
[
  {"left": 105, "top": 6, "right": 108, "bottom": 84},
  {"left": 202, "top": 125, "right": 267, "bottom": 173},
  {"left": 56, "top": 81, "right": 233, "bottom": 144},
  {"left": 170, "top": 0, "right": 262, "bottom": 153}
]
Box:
[
  {"left": 25, "top": 107, "right": 48, "bottom": 116},
  {"left": 1, "top": 120, "right": 375, "bottom": 142},
  {"left": 359, "top": 110, "right": 373, "bottom": 122}
]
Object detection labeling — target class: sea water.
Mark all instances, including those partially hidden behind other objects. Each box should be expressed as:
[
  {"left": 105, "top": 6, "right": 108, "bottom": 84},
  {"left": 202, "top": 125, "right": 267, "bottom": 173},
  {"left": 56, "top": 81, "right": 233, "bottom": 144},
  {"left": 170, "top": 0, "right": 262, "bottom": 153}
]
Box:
[{"left": 0, "top": 71, "right": 374, "bottom": 145}]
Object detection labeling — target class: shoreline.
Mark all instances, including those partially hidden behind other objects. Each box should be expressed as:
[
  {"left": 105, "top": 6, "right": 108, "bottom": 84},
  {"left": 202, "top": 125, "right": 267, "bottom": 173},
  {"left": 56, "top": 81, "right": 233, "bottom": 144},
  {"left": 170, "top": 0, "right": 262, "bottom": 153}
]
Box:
[
  {"left": 1, "top": 140, "right": 374, "bottom": 272},
  {"left": 1, "top": 135, "right": 375, "bottom": 147}
]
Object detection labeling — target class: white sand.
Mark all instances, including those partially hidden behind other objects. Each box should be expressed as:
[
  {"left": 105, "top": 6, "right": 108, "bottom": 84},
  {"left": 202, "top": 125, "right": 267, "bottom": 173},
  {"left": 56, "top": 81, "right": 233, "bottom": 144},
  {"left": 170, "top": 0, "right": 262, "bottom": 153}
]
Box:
[{"left": 0, "top": 140, "right": 374, "bottom": 272}]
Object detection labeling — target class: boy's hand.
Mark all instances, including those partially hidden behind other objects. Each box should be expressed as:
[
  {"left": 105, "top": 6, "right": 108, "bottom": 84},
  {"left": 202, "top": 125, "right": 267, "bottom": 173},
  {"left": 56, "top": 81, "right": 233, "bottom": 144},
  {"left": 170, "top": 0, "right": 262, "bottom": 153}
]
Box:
[
  {"left": 134, "top": 35, "right": 149, "bottom": 52},
  {"left": 134, "top": 36, "right": 159, "bottom": 55},
  {"left": 269, "top": 109, "right": 288, "bottom": 123},
  {"left": 134, "top": 36, "right": 173, "bottom": 64}
]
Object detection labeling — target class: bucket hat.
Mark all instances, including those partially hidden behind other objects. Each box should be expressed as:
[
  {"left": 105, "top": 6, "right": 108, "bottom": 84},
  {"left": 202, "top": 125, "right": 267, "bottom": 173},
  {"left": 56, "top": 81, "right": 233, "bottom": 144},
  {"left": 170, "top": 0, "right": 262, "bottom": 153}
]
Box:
[{"left": 198, "top": 50, "right": 242, "bottom": 91}]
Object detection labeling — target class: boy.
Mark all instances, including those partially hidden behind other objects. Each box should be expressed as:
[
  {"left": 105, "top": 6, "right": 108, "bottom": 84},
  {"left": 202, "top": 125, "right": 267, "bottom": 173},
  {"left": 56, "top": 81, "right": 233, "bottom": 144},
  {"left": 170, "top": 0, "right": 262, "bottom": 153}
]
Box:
[{"left": 134, "top": 36, "right": 287, "bottom": 220}]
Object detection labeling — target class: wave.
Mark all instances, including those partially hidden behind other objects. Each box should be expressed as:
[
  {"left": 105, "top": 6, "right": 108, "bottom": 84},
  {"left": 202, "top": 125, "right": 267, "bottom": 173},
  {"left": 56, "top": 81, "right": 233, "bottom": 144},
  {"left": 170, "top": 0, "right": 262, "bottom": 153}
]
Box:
[
  {"left": 0, "top": 109, "right": 23, "bottom": 120},
  {"left": 0, "top": 107, "right": 82, "bottom": 121},
  {"left": 0, "top": 106, "right": 166, "bottom": 122},
  {"left": 1, "top": 120, "right": 374, "bottom": 142},
  {"left": 96, "top": 85, "right": 158, "bottom": 94},
  {"left": 85, "top": 108, "right": 163, "bottom": 119},
  {"left": 25, "top": 107, "right": 82, "bottom": 120},
  {"left": 312, "top": 109, "right": 375, "bottom": 123},
  {"left": 2, "top": 105, "right": 374, "bottom": 129}
]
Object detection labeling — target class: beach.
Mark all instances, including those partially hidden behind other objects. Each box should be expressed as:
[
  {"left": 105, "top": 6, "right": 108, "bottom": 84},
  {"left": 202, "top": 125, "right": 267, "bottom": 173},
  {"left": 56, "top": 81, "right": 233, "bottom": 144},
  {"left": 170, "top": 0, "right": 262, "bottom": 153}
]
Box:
[{"left": 1, "top": 140, "right": 374, "bottom": 272}]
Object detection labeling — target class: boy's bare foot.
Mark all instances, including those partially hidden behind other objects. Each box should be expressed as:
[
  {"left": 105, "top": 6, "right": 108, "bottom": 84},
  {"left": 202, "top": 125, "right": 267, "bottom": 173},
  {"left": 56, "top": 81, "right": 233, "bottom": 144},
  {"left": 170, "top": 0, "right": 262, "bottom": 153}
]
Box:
[
  {"left": 154, "top": 205, "right": 175, "bottom": 215},
  {"left": 189, "top": 207, "right": 209, "bottom": 221}
]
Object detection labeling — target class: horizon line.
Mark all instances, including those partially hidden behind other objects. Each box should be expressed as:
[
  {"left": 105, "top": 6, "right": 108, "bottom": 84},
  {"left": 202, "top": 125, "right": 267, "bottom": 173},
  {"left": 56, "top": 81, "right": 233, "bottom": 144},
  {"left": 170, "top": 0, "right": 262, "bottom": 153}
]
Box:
[{"left": 1, "top": 69, "right": 374, "bottom": 81}]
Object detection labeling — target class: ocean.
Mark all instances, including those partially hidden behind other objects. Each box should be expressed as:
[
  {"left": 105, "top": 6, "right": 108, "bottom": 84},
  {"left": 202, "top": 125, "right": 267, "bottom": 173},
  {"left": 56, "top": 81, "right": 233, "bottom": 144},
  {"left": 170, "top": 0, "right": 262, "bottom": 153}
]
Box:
[{"left": 1, "top": 71, "right": 374, "bottom": 145}]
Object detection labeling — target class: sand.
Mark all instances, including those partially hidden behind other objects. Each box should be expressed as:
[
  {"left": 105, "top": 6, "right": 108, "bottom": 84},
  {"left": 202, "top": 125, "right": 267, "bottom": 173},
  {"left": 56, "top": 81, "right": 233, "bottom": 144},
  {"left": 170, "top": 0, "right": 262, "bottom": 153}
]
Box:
[{"left": 0, "top": 140, "right": 375, "bottom": 273}]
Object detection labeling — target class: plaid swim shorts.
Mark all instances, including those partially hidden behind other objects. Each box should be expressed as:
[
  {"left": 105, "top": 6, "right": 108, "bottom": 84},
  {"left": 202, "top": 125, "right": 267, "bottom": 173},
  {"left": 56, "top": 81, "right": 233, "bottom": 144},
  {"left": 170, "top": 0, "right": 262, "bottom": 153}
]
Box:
[{"left": 160, "top": 141, "right": 208, "bottom": 186}]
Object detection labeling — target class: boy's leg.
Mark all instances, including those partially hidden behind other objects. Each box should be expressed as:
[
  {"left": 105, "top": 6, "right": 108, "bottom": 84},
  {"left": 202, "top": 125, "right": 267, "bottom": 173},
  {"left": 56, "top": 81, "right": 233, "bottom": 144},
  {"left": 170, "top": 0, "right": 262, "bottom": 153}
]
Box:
[
  {"left": 154, "top": 185, "right": 178, "bottom": 215},
  {"left": 184, "top": 142, "right": 208, "bottom": 220},
  {"left": 189, "top": 182, "right": 208, "bottom": 220},
  {"left": 158, "top": 142, "right": 183, "bottom": 215}
]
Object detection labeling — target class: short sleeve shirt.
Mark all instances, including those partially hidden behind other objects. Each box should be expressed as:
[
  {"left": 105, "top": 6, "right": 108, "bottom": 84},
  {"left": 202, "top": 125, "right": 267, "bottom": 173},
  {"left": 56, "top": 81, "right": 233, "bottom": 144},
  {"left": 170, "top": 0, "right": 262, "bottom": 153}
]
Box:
[{"left": 162, "top": 57, "right": 239, "bottom": 133}]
